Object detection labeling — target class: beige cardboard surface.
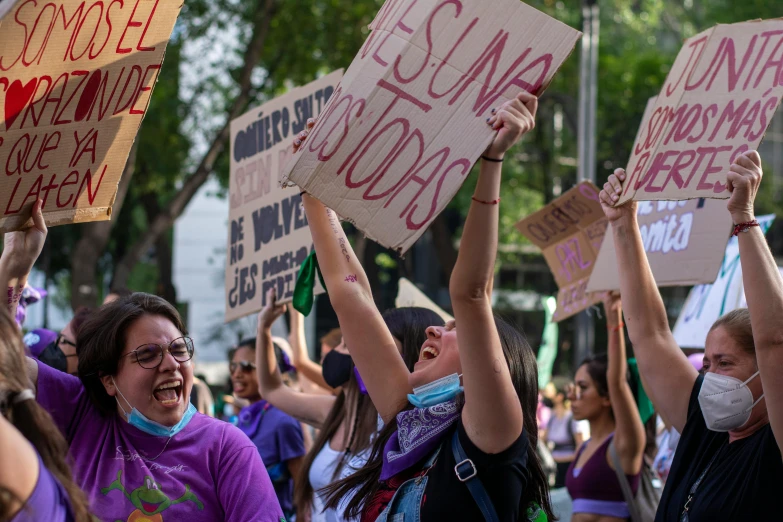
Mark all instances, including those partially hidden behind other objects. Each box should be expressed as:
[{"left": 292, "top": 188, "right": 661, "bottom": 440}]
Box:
[
  {"left": 396, "top": 277, "right": 453, "bottom": 322},
  {"left": 618, "top": 19, "right": 783, "bottom": 204},
  {"left": 516, "top": 181, "right": 608, "bottom": 322},
  {"left": 0, "top": 0, "right": 182, "bottom": 231},
  {"left": 226, "top": 71, "right": 342, "bottom": 323},
  {"left": 587, "top": 198, "right": 732, "bottom": 291},
  {"left": 281, "top": 0, "right": 580, "bottom": 253}
]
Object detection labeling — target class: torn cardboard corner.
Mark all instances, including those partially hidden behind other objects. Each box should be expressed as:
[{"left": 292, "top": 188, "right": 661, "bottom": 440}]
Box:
[
  {"left": 515, "top": 181, "right": 608, "bottom": 322},
  {"left": 0, "top": 0, "right": 182, "bottom": 232},
  {"left": 617, "top": 19, "right": 783, "bottom": 205},
  {"left": 281, "top": 0, "right": 581, "bottom": 254},
  {"left": 225, "top": 71, "right": 343, "bottom": 323},
  {"left": 396, "top": 278, "right": 453, "bottom": 322},
  {"left": 588, "top": 198, "right": 732, "bottom": 292}
]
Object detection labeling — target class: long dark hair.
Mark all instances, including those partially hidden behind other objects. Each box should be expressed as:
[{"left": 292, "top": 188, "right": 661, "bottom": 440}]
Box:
[
  {"left": 323, "top": 314, "right": 555, "bottom": 521},
  {"left": 294, "top": 372, "right": 377, "bottom": 516},
  {"left": 295, "top": 307, "right": 440, "bottom": 517},
  {"left": 0, "top": 310, "right": 92, "bottom": 522}
]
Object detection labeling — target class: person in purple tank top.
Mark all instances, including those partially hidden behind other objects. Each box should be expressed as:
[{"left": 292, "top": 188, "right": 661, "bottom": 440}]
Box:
[{"left": 565, "top": 293, "right": 646, "bottom": 522}]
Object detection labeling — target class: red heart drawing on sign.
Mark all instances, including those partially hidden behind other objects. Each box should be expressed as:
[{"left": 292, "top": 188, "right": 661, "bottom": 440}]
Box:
[{"left": 4, "top": 78, "right": 38, "bottom": 131}]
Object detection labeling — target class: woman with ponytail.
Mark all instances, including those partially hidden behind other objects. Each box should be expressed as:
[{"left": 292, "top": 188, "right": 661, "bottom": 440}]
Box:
[{"left": 0, "top": 306, "right": 92, "bottom": 522}]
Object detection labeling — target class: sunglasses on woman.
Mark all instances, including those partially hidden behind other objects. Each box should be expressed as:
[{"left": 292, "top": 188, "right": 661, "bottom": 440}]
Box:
[{"left": 229, "top": 360, "right": 257, "bottom": 374}]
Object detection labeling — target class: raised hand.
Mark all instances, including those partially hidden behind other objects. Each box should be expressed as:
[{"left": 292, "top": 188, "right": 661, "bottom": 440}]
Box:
[
  {"left": 484, "top": 91, "right": 538, "bottom": 160},
  {"left": 1, "top": 199, "right": 47, "bottom": 279},
  {"left": 726, "top": 150, "right": 762, "bottom": 224},
  {"left": 601, "top": 291, "right": 623, "bottom": 327},
  {"left": 292, "top": 118, "right": 316, "bottom": 153},
  {"left": 257, "top": 288, "right": 287, "bottom": 332},
  {"left": 599, "top": 169, "right": 637, "bottom": 223}
]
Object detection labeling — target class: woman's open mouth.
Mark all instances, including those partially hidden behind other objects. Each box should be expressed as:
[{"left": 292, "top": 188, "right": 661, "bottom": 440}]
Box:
[
  {"left": 153, "top": 380, "right": 182, "bottom": 406},
  {"left": 420, "top": 345, "right": 439, "bottom": 361}
]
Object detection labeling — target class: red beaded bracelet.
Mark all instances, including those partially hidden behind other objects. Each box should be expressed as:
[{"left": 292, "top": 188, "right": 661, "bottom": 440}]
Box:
[
  {"left": 732, "top": 220, "right": 760, "bottom": 237},
  {"left": 608, "top": 323, "right": 624, "bottom": 332},
  {"left": 472, "top": 196, "right": 501, "bottom": 205}
]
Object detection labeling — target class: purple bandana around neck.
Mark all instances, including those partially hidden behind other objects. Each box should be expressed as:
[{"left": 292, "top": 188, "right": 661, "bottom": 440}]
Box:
[
  {"left": 379, "top": 396, "right": 463, "bottom": 481},
  {"left": 237, "top": 400, "right": 270, "bottom": 438}
]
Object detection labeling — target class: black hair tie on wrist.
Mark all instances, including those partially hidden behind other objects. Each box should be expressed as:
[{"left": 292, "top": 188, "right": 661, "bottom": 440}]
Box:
[{"left": 481, "top": 155, "right": 504, "bottom": 163}]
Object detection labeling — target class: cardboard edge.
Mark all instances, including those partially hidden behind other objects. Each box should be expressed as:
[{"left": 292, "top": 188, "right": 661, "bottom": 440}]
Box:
[{"left": 0, "top": 207, "right": 112, "bottom": 233}]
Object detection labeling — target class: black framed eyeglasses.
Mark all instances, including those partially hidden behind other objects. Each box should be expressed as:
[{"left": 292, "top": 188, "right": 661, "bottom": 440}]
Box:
[
  {"left": 122, "top": 336, "right": 195, "bottom": 369},
  {"left": 229, "top": 360, "right": 256, "bottom": 374},
  {"left": 56, "top": 334, "right": 77, "bottom": 349}
]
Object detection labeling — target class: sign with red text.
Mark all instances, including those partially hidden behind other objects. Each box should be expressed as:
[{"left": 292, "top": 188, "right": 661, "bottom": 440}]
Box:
[
  {"left": 226, "top": 72, "right": 342, "bottom": 323},
  {"left": 672, "top": 215, "right": 775, "bottom": 348},
  {"left": 0, "top": 0, "right": 181, "bottom": 232},
  {"left": 587, "top": 198, "right": 732, "bottom": 291},
  {"left": 515, "top": 182, "right": 608, "bottom": 322},
  {"left": 281, "top": 0, "right": 580, "bottom": 253},
  {"left": 618, "top": 19, "right": 783, "bottom": 205}
]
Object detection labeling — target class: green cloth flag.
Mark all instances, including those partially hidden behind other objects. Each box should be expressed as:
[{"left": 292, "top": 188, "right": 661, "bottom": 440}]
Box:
[
  {"left": 293, "top": 250, "right": 326, "bottom": 316},
  {"left": 628, "top": 358, "right": 655, "bottom": 424},
  {"left": 537, "top": 296, "right": 558, "bottom": 389}
]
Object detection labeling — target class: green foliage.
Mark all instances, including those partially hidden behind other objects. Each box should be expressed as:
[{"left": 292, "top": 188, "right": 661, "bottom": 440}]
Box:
[{"left": 47, "top": 0, "right": 783, "bottom": 313}]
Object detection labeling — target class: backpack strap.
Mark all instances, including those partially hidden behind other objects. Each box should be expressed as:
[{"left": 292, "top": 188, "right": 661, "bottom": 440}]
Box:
[
  {"left": 608, "top": 441, "right": 641, "bottom": 522},
  {"left": 451, "top": 430, "right": 500, "bottom": 522}
]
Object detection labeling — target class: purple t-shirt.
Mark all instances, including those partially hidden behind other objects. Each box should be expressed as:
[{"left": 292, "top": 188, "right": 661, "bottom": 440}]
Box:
[
  {"left": 36, "top": 362, "right": 284, "bottom": 522},
  {"left": 237, "top": 401, "right": 305, "bottom": 517},
  {"left": 11, "top": 455, "right": 73, "bottom": 522}
]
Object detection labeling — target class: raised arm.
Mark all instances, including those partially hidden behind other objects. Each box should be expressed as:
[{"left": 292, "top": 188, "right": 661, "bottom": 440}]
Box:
[
  {"left": 256, "top": 289, "right": 336, "bottom": 428},
  {"left": 295, "top": 124, "right": 410, "bottom": 422},
  {"left": 288, "top": 309, "right": 333, "bottom": 392},
  {"left": 603, "top": 293, "right": 645, "bottom": 475},
  {"left": 1, "top": 200, "right": 47, "bottom": 391},
  {"left": 0, "top": 199, "right": 47, "bottom": 319},
  {"left": 600, "top": 173, "right": 697, "bottom": 432},
  {"left": 727, "top": 151, "right": 783, "bottom": 452},
  {"left": 457, "top": 92, "right": 536, "bottom": 453}
]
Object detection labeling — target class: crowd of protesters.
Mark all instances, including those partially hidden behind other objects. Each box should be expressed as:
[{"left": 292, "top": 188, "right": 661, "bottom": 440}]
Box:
[{"left": 1, "top": 84, "right": 781, "bottom": 522}]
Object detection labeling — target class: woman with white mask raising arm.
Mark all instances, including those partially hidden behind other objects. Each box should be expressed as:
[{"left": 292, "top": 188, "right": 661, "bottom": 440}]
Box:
[{"left": 598, "top": 150, "right": 783, "bottom": 521}]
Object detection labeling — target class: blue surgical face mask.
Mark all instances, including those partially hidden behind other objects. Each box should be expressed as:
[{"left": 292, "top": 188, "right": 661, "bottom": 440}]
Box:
[
  {"left": 112, "top": 377, "right": 196, "bottom": 437},
  {"left": 407, "top": 373, "right": 463, "bottom": 408}
]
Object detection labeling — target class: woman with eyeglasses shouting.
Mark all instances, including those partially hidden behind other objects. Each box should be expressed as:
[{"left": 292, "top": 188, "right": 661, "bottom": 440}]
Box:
[
  {"left": 2, "top": 201, "right": 285, "bottom": 522},
  {"left": 229, "top": 338, "right": 306, "bottom": 521}
]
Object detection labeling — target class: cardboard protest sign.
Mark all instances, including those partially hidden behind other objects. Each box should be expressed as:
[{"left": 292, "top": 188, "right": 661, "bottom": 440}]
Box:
[
  {"left": 396, "top": 277, "right": 453, "bottom": 322},
  {"left": 0, "top": 0, "right": 182, "bottom": 231},
  {"left": 618, "top": 19, "right": 783, "bottom": 204},
  {"left": 515, "top": 182, "right": 608, "bottom": 322},
  {"left": 281, "top": 0, "right": 580, "bottom": 253},
  {"left": 672, "top": 215, "right": 775, "bottom": 348},
  {"left": 587, "top": 198, "right": 732, "bottom": 291},
  {"left": 226, "top": 71, "right": 342, "bottom": 323}
]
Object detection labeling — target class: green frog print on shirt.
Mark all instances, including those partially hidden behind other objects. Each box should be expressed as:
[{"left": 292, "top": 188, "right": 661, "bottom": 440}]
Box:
[{"left": 101, "top": 470, "right": 203, "bottom": 522}]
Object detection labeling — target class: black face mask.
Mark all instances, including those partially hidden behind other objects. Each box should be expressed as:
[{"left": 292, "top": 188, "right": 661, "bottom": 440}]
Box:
[
  {"left": 542, "top": 397, "right": 555, "bottom": 409},
  {"left": 38, "top": 342, "right": 69, "bottom": 373},
  {"left": 322, "top": 350, "right": 353, "bottom": 388}
]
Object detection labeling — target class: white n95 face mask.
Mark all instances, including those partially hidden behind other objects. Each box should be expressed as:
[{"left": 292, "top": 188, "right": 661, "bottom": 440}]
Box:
[{"left": 698, "top": 371, "right": 764, "bottom": 432}]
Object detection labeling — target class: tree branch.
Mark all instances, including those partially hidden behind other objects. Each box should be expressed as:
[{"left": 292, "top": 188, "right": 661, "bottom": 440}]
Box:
[{"left": 111, "top": 0, "right": 278, "bottom": 290}]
